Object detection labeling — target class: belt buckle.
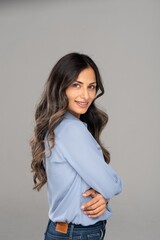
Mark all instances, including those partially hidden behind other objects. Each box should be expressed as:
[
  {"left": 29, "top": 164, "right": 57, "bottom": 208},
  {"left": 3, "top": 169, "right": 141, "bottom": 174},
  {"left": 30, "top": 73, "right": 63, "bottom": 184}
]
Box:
[{"left": 55, "top": 222, "right": 68, "bottom": 234}]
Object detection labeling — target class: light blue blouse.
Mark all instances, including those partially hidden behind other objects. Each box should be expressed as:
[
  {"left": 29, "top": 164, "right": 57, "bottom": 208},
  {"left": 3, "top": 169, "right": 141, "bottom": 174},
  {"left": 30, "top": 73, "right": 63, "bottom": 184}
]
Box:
[{"left": 44, "top": 111, "right": 123, "bottom": 226}]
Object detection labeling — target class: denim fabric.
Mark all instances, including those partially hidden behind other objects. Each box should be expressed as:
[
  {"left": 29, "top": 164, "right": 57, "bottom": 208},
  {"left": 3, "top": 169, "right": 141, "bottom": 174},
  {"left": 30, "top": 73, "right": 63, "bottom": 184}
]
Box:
[{"left": 44, "top": 219, "right": 106, "bottom": 240}]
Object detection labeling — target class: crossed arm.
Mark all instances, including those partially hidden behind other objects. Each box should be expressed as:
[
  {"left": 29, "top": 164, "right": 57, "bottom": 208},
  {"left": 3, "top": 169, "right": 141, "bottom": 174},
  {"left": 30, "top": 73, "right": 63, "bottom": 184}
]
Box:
[{"left": 81, "top": 188, "right": 108, "bottom": 218}]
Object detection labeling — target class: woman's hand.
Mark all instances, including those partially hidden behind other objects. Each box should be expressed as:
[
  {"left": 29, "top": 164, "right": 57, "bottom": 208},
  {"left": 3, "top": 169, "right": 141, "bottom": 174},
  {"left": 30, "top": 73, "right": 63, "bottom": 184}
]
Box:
[{"left": 81, "top": 188, "right": 108, "bottom": 218}]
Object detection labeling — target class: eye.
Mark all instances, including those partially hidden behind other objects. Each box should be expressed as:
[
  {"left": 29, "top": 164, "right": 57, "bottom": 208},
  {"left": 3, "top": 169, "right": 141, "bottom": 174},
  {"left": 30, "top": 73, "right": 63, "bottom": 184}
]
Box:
[
  {"left": 71, "top": 83, "right": 81, "bottom": 88},
  {"left": 88, "top": 85, "right": 96, "bottom": 90}
]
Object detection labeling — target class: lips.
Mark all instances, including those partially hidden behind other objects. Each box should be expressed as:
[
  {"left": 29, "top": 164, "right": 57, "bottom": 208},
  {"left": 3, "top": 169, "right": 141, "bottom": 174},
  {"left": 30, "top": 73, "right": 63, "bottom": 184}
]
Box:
[{"left": 75, "top": 101, "right": 89, "bottom": 108}]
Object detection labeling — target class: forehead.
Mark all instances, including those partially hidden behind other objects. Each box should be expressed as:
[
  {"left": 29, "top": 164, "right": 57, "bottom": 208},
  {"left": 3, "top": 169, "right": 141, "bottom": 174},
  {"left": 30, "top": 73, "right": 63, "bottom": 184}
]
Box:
[{"left": 76, "top": 67, "right": 96, "bottom": 83}]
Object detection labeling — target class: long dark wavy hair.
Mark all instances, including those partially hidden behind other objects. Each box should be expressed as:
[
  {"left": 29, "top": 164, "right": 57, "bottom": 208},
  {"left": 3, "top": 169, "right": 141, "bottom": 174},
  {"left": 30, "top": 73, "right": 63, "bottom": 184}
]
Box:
[{"left": 30, "top": 52, "right": 110, "bottom": 191}]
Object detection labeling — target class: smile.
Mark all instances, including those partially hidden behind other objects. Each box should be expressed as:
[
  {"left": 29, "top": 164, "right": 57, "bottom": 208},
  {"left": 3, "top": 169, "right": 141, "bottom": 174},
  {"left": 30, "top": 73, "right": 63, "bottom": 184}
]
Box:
[{"left": 75, "top": 101, "right": 89, "bottom": 108}]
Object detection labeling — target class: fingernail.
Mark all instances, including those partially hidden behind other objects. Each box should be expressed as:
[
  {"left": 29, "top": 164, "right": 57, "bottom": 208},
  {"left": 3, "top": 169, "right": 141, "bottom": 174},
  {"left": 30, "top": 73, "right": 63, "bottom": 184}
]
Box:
[
  {"left": 83, "top": 193, "right": 87, "bottom": 196},
  {"left": 81, "top": 205, "right": 84, "bottom": 210}
]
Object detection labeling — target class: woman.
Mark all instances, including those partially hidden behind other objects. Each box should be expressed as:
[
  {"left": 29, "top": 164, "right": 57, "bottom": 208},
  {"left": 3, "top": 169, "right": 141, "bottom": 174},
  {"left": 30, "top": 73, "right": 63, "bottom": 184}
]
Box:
[{"left": 30, "top": 52, "right": 123, "bottom": 239}]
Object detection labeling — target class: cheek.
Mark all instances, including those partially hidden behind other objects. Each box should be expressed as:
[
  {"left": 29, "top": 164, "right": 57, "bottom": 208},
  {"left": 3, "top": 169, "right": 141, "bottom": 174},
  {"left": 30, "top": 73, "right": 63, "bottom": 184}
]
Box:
[
  {"left": 66, "top": 89, "right": 78, "bottom": 99},
  {"left": 90, "top": 91, "right": 96, "bottom": 99},
  {"left": 66, "top": 90, "right": 76, "bottom": 103}
]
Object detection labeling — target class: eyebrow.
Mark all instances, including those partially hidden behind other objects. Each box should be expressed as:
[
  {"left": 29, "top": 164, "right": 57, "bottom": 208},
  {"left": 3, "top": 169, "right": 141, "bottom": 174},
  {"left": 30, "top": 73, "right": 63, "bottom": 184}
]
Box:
[{"left": 75, "top": 80, "right": 97, "bottom": 85}]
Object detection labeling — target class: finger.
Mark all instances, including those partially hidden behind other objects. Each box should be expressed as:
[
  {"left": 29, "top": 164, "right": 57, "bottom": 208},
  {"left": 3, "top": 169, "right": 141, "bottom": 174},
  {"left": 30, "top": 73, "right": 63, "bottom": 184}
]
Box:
[
  {"left": 81, "top": 197, "right": 99, "bottom": 210},
  {"left": 87, "top": 209, "right": 106, "bottom": 218},
  {"left": 85, "top": 200, "right": 106, "bottom": 211},
  {"left": 83, "top": 189, "right": 97, "bottom": 198},
  {"left": 84, "top": 203, "right": 106, "bottom": 215},
  {"left": 82, "top": 194, "right": 106, "bottom": 210}
]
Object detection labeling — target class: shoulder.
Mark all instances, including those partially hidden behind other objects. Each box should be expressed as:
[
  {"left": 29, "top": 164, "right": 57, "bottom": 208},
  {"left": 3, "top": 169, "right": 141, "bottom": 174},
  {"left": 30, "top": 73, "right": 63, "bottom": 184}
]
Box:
[
  {"left": 54, "top": 113, "right": 88, "bottom": 141},
  {"left": 54, "top": 112, "right": 99, "bottom": 149}
]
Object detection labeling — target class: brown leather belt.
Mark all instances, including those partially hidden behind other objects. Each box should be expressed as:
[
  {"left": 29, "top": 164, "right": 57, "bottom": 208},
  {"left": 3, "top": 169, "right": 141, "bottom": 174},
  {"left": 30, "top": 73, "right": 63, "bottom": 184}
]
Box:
[{"left": 55, "top": 222, "right": 69, "bottom": 234}]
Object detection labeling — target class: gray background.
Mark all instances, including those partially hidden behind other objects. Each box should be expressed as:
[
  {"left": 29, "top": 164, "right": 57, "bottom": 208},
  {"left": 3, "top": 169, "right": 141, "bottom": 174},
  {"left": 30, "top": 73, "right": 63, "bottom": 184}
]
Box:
[{"left": 0, "top": 0, "right": 160, "bottom": 239}]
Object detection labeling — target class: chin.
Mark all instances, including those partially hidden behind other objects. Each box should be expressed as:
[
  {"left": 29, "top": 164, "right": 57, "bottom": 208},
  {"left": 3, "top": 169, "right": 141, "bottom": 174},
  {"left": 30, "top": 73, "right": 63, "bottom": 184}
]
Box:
[
  {"left": 78, "top": 108, "right": 88, "bottom": 114},
  {"left": 69, "top": 109, "right": 87, "bottom": 117}
]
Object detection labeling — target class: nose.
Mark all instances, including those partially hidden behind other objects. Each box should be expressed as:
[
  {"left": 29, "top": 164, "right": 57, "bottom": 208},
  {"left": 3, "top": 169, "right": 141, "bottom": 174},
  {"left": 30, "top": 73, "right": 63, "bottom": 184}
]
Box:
[{"left": 81, "top": 88, "right": 89, "bottom": 100}]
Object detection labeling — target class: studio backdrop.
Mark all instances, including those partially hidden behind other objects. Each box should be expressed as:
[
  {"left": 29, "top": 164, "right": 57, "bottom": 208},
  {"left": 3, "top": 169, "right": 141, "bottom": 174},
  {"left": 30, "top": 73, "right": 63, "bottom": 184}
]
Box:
[{"left": 0, "top": 1, "right": 160, "bottom": 239}]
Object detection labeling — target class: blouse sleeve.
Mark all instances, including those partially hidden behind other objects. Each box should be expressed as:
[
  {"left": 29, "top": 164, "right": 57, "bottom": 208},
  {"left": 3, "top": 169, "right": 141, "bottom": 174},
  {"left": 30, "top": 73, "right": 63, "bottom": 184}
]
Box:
[{"left": 56, "top": 120, "right": 123, "bottom": 199}]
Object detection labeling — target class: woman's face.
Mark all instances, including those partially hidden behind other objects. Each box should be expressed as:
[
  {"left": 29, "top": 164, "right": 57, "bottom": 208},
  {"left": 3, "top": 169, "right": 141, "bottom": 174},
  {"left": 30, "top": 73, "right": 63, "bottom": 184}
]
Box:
[{"left": 66, "top": 67, "right": 97, "bottom": 118}]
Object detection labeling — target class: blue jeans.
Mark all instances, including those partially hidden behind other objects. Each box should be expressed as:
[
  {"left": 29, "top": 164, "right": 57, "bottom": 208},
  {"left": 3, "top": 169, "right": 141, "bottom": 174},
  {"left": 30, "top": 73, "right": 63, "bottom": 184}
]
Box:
[{"left": 44, "top": 219, "right": 106, "bottom": 240}]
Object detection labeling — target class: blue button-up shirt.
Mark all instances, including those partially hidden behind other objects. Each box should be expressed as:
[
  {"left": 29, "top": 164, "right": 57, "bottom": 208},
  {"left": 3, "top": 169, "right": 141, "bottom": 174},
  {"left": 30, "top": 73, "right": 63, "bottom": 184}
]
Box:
[{"left": 44, "top": 111, "right": 123, "bottom": 226}]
